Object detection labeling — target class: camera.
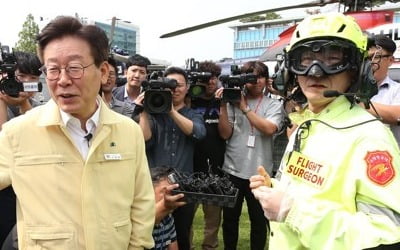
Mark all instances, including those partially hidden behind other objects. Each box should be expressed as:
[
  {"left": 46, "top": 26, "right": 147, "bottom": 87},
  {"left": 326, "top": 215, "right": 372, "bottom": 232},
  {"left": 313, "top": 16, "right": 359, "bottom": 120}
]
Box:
[
  {"left": 0, "top": 46, "right": 42, "bottom": 97},
  {"left": 185, "top": 58, "right": 210, "bottom": 98},
  {"left": 142, "top": 77, "right": 177, "bottom": 114},
  {"left": 219, "top": 64, "right": 257, "bottom": 103}
]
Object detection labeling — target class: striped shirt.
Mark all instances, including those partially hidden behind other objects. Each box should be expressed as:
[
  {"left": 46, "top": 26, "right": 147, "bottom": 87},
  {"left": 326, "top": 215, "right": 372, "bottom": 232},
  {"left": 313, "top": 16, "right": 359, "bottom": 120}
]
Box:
[{"left": 152, "top": 214, "right": 177, "bottom": 250}]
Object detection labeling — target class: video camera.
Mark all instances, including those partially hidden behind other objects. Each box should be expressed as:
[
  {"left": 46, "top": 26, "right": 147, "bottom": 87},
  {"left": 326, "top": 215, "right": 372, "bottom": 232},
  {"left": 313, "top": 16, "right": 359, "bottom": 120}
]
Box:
[
  {"left": 142, "top": 77, "right": 177, "bottom": 114},
  {"left": 0, "top": 45, "right": 42, "bottom": 97},
  {"left": 185, "top": 58, "right": 211, "bottom": 98},
  {"left": 219, "top": 64, "right": 257, "bottom": 103}
]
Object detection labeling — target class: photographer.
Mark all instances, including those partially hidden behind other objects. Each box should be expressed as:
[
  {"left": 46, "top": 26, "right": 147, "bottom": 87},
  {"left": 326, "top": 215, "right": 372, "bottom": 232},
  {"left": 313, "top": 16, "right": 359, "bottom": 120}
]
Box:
[
  {"left": 217, "top": 61, "right": 285, "bottom": 249},
  {"left": 151, "top": 167, "right": 186, "bottom": 250},
  {"left": 0, "top": 51, "right": 42, "bottom": 119},
  {"left": 112, "top": 53, "right": 150, "bottom": 107},
  {"left": 189, "top": 61, "right": 225, "bottom": 250},
  {"left": 0, "top": 51, "right": 42, "bottom": 248},
  {"left": 136, "top": 66, "right": 206, "bottom": 250},
  {"left": 101, "top": 56, "right": 133, "bottom": 117}
]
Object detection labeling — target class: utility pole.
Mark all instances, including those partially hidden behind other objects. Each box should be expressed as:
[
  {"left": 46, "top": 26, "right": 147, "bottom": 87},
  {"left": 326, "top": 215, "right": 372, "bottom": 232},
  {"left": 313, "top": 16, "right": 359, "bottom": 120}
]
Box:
[{"left": 109, "top": 16, "right": 117, "bottom": 47}]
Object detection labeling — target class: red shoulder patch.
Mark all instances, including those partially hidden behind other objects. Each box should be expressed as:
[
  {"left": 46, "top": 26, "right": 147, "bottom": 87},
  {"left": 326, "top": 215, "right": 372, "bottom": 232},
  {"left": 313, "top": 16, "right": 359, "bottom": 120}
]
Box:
[{"left": 364, "top": 151, "right": 395, "bottom": 186}]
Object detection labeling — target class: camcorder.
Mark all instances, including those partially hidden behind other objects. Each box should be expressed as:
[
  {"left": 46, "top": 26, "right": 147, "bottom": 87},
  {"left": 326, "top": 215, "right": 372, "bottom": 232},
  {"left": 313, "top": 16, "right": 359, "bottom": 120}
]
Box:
[
  {"left": 142, "top": 76, "right": 177, "bottom": 114},
  {"left": 186, "top": 58, "right": 211, "bottom": 99},
  {"left": 0, "top": 45, "right": 42, "bottom": 97},
  {"left": 219, "top": 64, "right": 257, "bottom": 103}
]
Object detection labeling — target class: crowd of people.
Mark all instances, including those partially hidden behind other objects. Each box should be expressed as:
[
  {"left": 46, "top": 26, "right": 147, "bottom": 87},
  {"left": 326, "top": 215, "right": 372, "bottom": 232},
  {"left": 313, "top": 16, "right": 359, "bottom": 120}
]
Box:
[{"left": 0, "top": 12, "right": 399, "bottom": 250}]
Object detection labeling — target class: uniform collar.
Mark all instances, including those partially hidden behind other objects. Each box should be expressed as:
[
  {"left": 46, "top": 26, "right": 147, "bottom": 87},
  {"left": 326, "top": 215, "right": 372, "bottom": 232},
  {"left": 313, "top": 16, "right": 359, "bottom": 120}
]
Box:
[{"left": 289, "top": 96, "right": 352, "bottom": 125}]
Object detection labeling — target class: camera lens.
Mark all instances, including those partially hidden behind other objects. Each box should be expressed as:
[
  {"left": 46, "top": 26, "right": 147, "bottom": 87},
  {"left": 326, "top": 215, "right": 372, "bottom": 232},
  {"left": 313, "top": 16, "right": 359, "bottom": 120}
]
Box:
[
  {"left": 144, "top": 90, "right": 172, "bottom": 114},
  {"left": 150, "top": 93, "right": 165, "bottom": 108}
]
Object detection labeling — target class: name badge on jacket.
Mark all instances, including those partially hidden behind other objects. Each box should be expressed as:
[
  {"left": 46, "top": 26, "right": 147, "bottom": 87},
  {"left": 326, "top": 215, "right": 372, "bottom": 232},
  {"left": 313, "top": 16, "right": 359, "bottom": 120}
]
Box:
[{"left": 104, "top": 153, "right": 122, "bottom": 160}]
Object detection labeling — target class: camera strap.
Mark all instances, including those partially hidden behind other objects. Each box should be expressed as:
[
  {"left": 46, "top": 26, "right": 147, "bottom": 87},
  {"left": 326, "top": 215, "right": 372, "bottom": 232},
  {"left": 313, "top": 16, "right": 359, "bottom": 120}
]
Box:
[{"left": 247, "top": 95, "right": 264, "bottom": 133}]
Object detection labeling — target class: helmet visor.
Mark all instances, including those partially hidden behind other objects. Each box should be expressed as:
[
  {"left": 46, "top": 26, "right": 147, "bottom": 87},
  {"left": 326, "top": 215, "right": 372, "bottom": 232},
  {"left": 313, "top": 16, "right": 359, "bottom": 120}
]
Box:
[{"left": 288, "top": 40, "right": 354, "bottom": 76}]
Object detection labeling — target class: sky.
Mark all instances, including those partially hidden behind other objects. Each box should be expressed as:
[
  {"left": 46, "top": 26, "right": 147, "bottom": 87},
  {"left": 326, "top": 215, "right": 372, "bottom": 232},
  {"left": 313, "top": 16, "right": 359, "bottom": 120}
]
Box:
[
  {"left": 0, "top": 0, "right": 397, "bottom": 66},
  {"left": 0, "top": 0, "right": 318, "bottom": 66}
]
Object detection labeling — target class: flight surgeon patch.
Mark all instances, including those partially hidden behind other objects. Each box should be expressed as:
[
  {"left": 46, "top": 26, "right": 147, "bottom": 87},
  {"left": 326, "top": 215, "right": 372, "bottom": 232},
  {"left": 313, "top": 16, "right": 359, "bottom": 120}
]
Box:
[{"left": 364, "top": 151, "right": 395, "bottom": 186}]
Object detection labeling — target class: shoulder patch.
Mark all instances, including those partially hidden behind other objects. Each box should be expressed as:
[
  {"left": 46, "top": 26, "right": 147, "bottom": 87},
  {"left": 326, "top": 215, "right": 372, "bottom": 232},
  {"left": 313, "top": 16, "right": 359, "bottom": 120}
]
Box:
[{"left": 364, "top": 151, "right": 395, "bottom": 186}]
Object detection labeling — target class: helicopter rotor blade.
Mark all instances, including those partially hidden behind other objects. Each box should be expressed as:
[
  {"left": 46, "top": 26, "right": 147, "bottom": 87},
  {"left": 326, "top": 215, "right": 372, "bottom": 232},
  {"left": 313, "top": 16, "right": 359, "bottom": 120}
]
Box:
[{"left": 160, "top": 0, "right": 338, "bottom": 38}]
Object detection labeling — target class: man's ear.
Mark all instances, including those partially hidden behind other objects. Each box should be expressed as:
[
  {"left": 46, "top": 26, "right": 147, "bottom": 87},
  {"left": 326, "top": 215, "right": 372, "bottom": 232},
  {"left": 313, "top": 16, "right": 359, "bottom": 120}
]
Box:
[
  {"left": 388, "top": 55, "right": 395, "bottom": 66},
  {"left": 100, "top": 61, "right": 109, "bottom": 84}
]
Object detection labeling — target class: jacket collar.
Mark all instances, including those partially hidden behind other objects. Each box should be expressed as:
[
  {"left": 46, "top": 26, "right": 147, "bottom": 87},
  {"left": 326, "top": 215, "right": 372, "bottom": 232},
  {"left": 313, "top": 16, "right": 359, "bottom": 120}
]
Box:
[{"left": 36, "top": 96, "right": 121, "bottom": 127}]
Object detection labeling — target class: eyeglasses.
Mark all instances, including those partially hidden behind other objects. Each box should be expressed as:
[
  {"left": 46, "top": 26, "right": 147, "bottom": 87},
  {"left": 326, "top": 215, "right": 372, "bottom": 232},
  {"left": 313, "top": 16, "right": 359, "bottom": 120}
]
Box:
[
  {"left": 40, "top": 63, "right": 94, "bottom": 80},
  {"left": 367, "top": 54, "right": 392, "bottom": 63},
  {"left": 108, "top": 71, "right": 116, "bottom": 79}
]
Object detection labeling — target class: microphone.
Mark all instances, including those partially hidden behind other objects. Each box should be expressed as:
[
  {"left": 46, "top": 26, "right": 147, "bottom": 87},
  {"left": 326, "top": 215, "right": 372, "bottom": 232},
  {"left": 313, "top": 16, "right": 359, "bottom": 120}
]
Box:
[
  {"left": 323, "top": 90, "right": 370, "bottom": 108},
  {"left": 323, "top": 90, "right": 356, "bottom": 98},
  {"left": 84, "top": 133, "right": 93, "bottom": 146},
  {"left": 323, "top": 90, "right": 342, "bottom": 97}
]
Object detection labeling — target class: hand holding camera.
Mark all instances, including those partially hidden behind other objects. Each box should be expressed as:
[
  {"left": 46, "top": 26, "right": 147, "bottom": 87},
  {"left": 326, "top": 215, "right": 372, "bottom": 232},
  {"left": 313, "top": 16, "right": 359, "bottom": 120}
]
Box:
[
  {"left": 219, "top": 65, "right": 258, "bottom": 103},
  {"left": 0, "top": 50, "right": 42, "bottom": 98}
]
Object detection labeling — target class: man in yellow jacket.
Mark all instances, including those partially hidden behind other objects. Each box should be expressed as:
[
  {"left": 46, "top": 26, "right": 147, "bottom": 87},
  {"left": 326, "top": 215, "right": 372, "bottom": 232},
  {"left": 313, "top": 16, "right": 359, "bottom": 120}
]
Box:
[
  {"left": 250, "top": 13, "right": 400, "bottom": 249},
  {"left": 0, "top": 16, "right": 155, "bottom": 249}
]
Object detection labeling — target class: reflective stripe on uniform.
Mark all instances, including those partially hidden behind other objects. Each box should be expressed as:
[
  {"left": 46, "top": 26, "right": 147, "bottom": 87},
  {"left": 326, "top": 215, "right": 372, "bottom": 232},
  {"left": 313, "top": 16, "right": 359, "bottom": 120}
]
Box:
[{"left": 357, "top": 202, "right": 400, "bottom": 226}]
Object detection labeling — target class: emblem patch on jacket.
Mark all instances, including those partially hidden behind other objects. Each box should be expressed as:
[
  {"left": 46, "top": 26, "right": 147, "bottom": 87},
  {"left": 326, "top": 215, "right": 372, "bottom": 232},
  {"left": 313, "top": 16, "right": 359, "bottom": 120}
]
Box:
[{"left": 365, "top": 151, "right": 395, "bottom": 186}]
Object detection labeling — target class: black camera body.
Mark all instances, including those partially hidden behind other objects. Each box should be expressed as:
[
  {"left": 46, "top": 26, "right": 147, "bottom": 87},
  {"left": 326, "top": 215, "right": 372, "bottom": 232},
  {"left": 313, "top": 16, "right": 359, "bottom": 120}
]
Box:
[
  {"left": 187, "top": 71, "right": 211, "bottom": 98},
  {"left": 0, "top": 47, "right": 42, "bottom": 97},
  {"left": 185, "top": 58, "right": 212, "bottom": 99},
  {"left": 219, "top": 65, "right": 257, "bottom": 103},
  {"left": 142, "top": 77, "right": 177, "bottom": 114}
]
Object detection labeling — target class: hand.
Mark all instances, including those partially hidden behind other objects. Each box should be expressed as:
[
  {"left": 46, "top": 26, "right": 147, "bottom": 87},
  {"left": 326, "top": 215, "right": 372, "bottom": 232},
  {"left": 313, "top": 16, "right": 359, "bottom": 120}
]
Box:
[
  {"left": 252, "top": 186, "right": 288, "bottom": 222},
  {"left": 215, "top": 87, "right": 224, "bottom": 100},
  {"left": 250, "top": 166, "right": 272, "bottom": 188},
  {"left": 134, "top": 92, "right": 145, "bottom": 106},
  {"left": 0, "top": 91, "right": 33, "bottom": 106},
  {"left": 249, "top": 174, "right": 267, "bottom": 190},
  {"left": 239, "top": 93, "right": 248, "bottom": 112},
  {"left": 163, "top": 183, "right": 186, "bottom": 212},
  {"left": 266, "top": 78, "right": 280, "bottom": 96}
]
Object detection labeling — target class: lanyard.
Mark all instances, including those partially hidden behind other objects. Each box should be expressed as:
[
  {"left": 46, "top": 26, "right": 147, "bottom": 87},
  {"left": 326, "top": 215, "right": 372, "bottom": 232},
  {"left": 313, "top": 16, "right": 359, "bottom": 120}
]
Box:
[{"left": 247, "top": 95, "right": 264, "bottom": 135}]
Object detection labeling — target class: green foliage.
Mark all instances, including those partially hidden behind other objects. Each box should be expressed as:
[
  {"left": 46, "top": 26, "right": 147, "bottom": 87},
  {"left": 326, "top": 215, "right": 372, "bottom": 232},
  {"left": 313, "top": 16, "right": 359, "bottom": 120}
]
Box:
[
  {"left": 14, "top": 14, "right": 39, "bottom": 54},
  {"left": 265, "top": 12, "right": 281, "bottom": 20},
  {"left": 240, "top": 12, "right": 281, "bottom": 23}
]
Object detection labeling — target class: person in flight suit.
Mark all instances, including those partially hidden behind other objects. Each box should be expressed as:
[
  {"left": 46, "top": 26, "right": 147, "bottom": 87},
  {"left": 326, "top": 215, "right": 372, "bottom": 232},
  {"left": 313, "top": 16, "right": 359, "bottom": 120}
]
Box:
[{"left": 250, "top": 13, "right": 400, "bottom": 250}]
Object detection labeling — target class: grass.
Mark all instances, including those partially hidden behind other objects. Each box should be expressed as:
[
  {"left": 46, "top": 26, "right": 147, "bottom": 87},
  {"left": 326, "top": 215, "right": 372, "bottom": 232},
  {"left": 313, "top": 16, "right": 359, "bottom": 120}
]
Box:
[{"left": 191, "top": 201, "right": 251, "bottom": 249}]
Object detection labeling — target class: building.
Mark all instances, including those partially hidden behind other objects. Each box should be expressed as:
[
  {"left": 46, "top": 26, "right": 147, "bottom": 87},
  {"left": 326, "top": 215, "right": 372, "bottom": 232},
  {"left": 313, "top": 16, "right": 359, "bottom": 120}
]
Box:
[
  {"left": 230, "top": 17, "right": 302, "bottom": 60},
  {"left": 229, "top": 11, "right": 400, "bottom": 62},
  {"left": 86, "top": 19, "right": 140, "bottom": 56},
  {"left": 86, "top": 18, "right": 170, "bottom": 73}
]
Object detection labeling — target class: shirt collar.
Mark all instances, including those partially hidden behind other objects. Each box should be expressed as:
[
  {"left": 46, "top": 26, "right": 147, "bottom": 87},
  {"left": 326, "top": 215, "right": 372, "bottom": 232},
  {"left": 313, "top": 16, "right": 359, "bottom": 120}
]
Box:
[
  {"left": 60, "top": 99, "right": 100, "bottom": 133},
  {"left": 379, "top": 75, "right": 397, "bottom": 89}
]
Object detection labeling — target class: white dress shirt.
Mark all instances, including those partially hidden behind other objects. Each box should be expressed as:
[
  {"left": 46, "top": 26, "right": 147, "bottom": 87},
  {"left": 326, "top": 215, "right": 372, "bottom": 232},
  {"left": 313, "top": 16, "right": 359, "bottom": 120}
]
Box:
[{"left": 60, "top": 103, "right": 100, "bottom": 160}]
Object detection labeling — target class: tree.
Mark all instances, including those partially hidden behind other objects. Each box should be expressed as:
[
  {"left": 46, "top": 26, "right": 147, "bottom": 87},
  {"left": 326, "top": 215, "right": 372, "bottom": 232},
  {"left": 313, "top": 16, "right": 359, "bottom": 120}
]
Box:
[
  {"left": 14, "top": 14, "right": 39, "bottom": 53},
  {"left": 240, "top": 12, "right": 281, "bottom": 23}
]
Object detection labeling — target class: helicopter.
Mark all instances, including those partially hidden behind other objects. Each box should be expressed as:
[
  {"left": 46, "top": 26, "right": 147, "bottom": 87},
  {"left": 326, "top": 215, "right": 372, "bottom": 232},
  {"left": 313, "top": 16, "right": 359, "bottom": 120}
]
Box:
[{"left": 159, "top": 0, "right": 400, "bottom": 62}]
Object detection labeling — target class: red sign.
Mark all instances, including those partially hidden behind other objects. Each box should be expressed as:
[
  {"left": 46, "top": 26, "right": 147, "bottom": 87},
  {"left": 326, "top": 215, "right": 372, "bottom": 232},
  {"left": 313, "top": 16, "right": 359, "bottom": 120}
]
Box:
[{"left": 365, "top": 151, "right": 395, "bottom": 186}]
